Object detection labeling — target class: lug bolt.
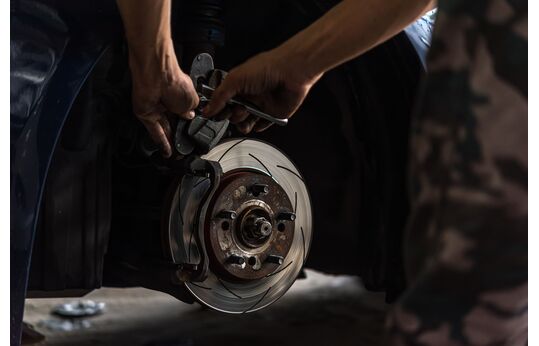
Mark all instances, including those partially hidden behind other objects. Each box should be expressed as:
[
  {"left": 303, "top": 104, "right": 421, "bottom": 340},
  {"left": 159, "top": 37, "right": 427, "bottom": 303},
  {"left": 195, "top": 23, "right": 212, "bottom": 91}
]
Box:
[
  {"left": 228, "top": 255, "right": 245, "bottom": 265},
  {"left": 218, "top": 210, "right": 237, "bottom": 220},
  {"left": 266, "top": 255, "right": 284, "bottom": 265},
  {"left": 278, "top": 212, "right": 296, "bottom": 221},
  {"left": 251, "top": 183, "right": 269, "bottom": 196}
]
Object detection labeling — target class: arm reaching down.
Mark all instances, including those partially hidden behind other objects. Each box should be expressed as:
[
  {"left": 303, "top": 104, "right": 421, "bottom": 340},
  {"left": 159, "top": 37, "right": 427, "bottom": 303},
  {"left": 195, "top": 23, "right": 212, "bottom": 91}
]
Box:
[{"left": 116, "top": 0, "right": 199, "bottom": 157}]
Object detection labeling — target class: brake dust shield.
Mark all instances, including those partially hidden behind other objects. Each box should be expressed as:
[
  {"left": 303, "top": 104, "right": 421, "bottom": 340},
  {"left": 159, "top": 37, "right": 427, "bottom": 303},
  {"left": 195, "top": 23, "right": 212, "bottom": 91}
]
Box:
[{"left": 163, "top": 139, "right": 312, "bottom": 313}]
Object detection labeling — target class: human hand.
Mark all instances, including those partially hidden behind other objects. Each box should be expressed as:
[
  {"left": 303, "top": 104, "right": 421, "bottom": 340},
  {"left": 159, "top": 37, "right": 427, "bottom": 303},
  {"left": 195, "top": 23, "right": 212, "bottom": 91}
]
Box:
[
  {"left": 128, "top": 39, "right": 199, "bottom": 157},
  {"left": 203, "top": 49, "right": 322, "bottom": 134}
]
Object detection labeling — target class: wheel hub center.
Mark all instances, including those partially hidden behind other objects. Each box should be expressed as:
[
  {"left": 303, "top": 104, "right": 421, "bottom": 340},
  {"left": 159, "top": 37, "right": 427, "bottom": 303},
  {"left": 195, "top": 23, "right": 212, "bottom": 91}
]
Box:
[
  {"left": 204, "top": 170, "right": 296, "bottom": 281},
  {"left": 239, "top": 209, "right": 273, "bottom": 247}
]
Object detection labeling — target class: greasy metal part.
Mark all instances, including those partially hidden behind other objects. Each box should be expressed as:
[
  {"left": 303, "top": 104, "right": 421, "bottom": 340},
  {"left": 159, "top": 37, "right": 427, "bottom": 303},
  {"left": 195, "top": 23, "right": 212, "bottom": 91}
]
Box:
[
  {"left": 189, "top": 53, "right": 214, "bottom": 88},
  {"left": 187, "top": 116, "right": 230, "bottom": 154},
  {"left": 174, "top": 120, "right": 195, "bottom": 155},
  {"left": 163, "top": 157, "right": 223, "bottom": 283},
  {"left": 240, "top": 215, "right": 273, "bottom": 247},
  {"left": 227, "top": 255, "right": 245, "bottom": 265},
  {"left": 235, "top": 202, "right": 275, "bottom": 249},
  {"left": 251, "top": 183, "right": 269, "bottom": 196},
  {"left": 205, "top": 172, "right": 294, "bottom": 281},
  {"left": 174, "top": 263, "right": 199, "bottom": 283},
  {"left": 173, "top": 116, "right": 230, "bottom": 156},
  {"left": 208, "top": 68, "right": 227, "bottom": 89},
  {"left": 165, "top": 174, "right": 208, "bottom": 266},
  {"left": 278, "top": 212, "right": 296, "bottom": 221},
  {"left": 163, "top": 139, "right": 312, "bottom": 313},
  {"left": 218, "top": 210, "right": 237, "bottom": 220},
  {"left": 248, "top": 217, "right": 272, "bottom": 237},
  {"left": 190, "top": 159, "right": 223, "bottom": 282},
  {"left": 266, "top": 255, "right": 284, "bottom": 265}
]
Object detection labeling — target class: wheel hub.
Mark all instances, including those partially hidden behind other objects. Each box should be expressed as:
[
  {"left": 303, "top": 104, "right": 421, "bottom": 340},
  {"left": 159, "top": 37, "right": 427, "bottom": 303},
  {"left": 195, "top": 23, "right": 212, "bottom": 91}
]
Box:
[
  {"left": 163, "top": 139, "right": 313, "bottom": 313},
  {"left": 206, "top": 171, "right": 295, "bottom": 281}
]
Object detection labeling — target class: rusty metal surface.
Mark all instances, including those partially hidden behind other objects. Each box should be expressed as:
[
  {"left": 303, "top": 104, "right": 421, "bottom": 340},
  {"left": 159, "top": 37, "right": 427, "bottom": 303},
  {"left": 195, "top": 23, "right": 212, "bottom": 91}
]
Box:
[{"left": 206, "top": 171, "right": 294, "bottom": 281}]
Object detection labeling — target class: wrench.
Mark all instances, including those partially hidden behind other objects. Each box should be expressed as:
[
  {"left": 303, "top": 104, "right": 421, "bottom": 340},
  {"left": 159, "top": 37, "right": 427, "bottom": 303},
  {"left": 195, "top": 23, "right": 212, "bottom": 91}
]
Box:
[
  {"left": 191, "top": 53, "right": 288, "bottom": 127},
  {"left": 199, "top": 84, "right": 288, "bottom": 126}
]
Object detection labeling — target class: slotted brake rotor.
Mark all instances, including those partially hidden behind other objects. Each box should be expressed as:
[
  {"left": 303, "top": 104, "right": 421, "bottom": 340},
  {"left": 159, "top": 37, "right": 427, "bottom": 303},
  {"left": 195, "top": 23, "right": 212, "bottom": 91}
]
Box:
[{"left": 165, "top": 139, "right": 312, "bottom": 313}]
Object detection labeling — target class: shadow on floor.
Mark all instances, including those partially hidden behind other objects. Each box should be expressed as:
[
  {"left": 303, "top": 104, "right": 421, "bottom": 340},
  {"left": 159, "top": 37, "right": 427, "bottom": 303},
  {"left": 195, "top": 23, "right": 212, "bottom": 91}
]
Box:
[{"left": 23, "top": 270, "right": 388, "bottom": 346}]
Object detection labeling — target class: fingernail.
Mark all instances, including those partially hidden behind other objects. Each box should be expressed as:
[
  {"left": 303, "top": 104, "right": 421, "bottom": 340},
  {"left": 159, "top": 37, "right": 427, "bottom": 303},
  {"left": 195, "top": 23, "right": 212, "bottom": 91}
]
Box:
[{"left": 188, "top": 111, "right": 195, "bottom": 119}]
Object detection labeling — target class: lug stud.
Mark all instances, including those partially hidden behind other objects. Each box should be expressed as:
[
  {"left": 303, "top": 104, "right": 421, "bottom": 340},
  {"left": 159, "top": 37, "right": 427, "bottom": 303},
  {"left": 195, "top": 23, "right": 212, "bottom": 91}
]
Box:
[
  {"left": 251, "top": 183, "right": 269, "bottom": 196},
  {"left": 266, "top": 255, "right": 284, "bottom": 265},
  {"left": 228, "top": 255, "right": 245, "bottom": 265},
  {"left": 278, "top": 212, "right": 296, "bottom": 221},
  {"left": 218, "top": 210, "right": 237, "bottom": 220}
]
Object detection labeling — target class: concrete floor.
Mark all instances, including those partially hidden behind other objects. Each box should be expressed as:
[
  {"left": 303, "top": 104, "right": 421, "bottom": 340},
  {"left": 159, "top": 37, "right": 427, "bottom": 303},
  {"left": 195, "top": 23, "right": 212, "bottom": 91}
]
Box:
[{"left": 23, "top": 270, "right": 388, "bottom": 346}]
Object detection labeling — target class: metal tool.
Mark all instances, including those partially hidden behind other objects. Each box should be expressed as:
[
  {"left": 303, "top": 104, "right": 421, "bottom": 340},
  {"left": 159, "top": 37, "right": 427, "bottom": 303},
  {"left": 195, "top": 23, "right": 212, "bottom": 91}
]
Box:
[{"left": 190, "top": 53, "right": 288, "bottom": 127}]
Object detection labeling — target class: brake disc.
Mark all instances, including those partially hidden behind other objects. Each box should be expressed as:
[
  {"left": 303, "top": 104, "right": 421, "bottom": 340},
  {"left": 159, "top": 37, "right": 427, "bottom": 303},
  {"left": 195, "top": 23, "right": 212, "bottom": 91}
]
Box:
[{"left": 164, "top": 139, "right": 312, "bottom": 313}]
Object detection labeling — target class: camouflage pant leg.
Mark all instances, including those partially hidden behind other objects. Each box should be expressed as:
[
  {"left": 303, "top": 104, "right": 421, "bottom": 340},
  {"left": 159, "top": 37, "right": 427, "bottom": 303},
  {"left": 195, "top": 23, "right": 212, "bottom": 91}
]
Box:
[{"left": 387, "top": 0, "right": 527, "bottom": 345}]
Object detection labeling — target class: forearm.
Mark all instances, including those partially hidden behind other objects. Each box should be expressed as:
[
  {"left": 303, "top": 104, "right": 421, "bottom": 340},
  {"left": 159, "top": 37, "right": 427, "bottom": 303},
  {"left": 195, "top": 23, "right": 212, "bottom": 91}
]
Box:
[
  {"left": 276, "top": 0, "right": 435, "bottom": 82},
  {"left": 116, "top": 0, "right": 173, "bottom": 69}
]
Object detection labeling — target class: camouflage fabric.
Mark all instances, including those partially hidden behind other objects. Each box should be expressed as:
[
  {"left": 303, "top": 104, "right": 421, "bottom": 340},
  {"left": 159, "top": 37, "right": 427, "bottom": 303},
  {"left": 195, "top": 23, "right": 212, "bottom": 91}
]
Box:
[{"left": 387, "top": 0, "right": 528, "bottom": 345}]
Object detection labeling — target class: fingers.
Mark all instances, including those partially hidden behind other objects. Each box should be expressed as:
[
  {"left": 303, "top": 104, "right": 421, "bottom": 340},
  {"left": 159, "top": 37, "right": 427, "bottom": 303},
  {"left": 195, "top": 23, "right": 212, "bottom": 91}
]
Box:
[
  {"left": 163, "top": 94, "right": 197, "bottom": 118},
  {"left": 161, "top": 70, "right": 200, "bottom": 120},
  {"left": 236, "top": 115, "right": 259, "bottom": 134},
  {"left": 229, "top": 105, "right": 250, "bottom": 124},
  {"left": 203, "top": 73, "right": 239, "bottom": 117},
  {"left": 237, "top": 117, "right": 273, "bottom": 134},
  {"left": 139, "top": 113, "right": 173, "bottom": 158},
  {"left": 224, "top": 104, "right": 255, "bottom": 134},
  {"left": 253, "top": 119, "right": 273, "bottom": 132},
  {"left": 214, "top": 107, "right": 233, "bottom": 121}
]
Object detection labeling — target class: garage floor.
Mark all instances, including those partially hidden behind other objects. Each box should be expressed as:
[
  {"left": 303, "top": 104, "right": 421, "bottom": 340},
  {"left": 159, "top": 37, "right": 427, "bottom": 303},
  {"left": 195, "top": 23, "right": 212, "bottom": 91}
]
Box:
[{"left": 23, "top": 270, "right": 388, "bottom": 346}]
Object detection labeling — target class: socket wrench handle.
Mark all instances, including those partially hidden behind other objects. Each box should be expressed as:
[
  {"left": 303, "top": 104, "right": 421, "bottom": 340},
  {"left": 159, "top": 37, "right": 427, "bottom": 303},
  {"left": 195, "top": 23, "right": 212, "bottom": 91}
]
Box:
[{"left": 200, "top": 84, "right": 288, "bottom": 127}]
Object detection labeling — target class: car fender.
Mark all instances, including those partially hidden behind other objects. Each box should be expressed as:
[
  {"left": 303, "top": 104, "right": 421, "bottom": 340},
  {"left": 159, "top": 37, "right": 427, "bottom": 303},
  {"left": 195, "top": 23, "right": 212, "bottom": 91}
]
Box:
[{"left": 10, "top": 2, "right": 118, "bottom": 343}]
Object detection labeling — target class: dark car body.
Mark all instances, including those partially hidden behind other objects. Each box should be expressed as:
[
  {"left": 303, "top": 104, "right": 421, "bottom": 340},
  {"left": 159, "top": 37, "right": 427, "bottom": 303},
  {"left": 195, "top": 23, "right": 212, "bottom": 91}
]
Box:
[{"left": 11, "top": 0, "right": 432, "bottom": 344}]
